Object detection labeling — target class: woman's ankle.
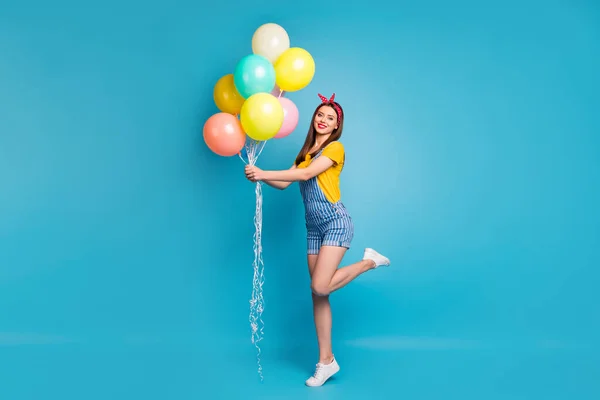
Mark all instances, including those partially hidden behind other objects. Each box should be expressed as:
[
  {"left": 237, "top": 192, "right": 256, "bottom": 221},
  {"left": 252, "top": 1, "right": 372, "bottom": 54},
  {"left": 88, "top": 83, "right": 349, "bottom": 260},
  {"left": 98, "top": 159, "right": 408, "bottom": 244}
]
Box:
[{"left": 318, "top": 354, "right": 334, "bottom": 364}]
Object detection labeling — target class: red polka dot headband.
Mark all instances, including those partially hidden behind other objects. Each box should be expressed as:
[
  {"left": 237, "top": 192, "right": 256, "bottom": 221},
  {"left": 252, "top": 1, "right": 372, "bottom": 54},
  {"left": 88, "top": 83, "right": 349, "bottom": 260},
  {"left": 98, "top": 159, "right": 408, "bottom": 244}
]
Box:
[{"left": 318, "top": 93, "right": 342, "bottom": 125}]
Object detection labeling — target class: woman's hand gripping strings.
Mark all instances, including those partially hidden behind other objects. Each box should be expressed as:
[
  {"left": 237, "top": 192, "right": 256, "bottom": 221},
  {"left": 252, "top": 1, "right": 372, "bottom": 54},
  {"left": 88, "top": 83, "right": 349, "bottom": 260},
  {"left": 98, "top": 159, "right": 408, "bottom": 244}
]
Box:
[{"left": 245, "top": 156, "right": 335, "bottom": 189}]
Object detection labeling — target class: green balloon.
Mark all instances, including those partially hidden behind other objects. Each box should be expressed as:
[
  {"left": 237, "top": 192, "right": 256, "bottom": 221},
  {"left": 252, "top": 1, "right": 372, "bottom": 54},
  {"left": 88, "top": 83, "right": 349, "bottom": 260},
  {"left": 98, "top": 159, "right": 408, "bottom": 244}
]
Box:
[{"left": 233, "top": 54, "right": 276, "bottom": 99}]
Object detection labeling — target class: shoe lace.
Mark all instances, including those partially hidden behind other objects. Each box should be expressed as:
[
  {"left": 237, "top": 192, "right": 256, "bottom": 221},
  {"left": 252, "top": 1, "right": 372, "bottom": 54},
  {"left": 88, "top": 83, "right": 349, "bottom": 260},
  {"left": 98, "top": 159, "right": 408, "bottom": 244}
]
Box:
[{"left": 313, "top": 363, "right": 325, "bottom": 379}]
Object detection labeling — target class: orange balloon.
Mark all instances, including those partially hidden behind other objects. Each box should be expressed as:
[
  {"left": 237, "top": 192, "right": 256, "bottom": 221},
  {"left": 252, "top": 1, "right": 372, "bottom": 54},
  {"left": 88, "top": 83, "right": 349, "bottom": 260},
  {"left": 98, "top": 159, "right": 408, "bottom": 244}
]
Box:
[
  {"left": 213, "top": 74, "right": 245, "bottom": 114},
  {"left": 203, "top": 113, "right": 246, "bottom": 157}
]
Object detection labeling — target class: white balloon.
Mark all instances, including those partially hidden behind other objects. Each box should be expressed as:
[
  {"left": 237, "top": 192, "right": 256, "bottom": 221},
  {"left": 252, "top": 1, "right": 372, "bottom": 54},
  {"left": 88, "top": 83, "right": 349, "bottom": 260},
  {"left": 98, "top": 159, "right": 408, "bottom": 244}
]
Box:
[{"left": 252, "top": 23, "right": 290, "bottom": 64}]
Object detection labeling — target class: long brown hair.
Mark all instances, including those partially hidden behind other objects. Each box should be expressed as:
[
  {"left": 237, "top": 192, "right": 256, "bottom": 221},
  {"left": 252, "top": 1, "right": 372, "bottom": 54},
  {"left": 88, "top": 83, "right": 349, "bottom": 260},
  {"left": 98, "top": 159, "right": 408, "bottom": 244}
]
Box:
[{"left": 294, "top": 102, "right": 345, "bottom": 166}]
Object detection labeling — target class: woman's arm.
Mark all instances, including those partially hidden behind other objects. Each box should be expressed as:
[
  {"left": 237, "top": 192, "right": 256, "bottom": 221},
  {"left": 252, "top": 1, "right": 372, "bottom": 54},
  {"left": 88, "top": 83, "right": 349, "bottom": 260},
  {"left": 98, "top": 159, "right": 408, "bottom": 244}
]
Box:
[
  {"left": 261, "top": 165, "right": 297, "bottom": 190},
  {"left": 246, "top": 156, "right": 334, "bottom": 183}
]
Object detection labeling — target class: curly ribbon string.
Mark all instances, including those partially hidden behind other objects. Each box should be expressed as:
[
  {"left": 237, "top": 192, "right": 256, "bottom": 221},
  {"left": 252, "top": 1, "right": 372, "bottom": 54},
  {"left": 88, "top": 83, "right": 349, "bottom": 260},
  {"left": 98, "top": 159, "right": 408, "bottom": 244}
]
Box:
[
  {"left": 234, "top": 89, "right": 283, "bottom": 382},
  {"left": 238, "top": 138, "right": 267, "bottom": 381}
]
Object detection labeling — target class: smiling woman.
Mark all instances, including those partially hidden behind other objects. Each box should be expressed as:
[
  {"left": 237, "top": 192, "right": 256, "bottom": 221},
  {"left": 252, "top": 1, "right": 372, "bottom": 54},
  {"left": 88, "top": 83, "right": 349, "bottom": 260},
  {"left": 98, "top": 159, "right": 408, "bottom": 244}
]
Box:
[
  {"left": 2, "top": 0, "right": 598, "bottom": 397},
  {"left": 244, "top": 92, "right": 391, "bottom": 387}
]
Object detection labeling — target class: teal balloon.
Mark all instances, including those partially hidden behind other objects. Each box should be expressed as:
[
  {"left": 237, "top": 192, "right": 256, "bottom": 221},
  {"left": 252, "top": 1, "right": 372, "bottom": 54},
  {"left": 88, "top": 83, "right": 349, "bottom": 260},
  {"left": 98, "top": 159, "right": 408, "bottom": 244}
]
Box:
[{"left": 233, "top": 54, "right": 276, "bottom": 99}]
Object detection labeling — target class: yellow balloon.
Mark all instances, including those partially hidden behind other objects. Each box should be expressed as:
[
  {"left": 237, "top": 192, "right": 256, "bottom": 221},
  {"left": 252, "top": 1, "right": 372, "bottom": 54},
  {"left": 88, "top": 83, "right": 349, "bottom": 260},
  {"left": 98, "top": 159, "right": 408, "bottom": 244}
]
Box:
[
  {"left": 274, "top": 47, "right": 316, "bottom": 92},
  {"left": 240, "top": 93, "right": 284, "bottom": 141},
  {"left": 213, "top": 74, "right": 245, "bottom": 114}
]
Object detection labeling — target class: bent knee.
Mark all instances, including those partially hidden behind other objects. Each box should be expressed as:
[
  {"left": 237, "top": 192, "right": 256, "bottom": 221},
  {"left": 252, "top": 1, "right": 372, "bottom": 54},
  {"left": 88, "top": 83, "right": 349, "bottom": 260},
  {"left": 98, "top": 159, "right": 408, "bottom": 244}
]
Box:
[{"left": 311, "top": 282, "right": 331, "bottom": 296}]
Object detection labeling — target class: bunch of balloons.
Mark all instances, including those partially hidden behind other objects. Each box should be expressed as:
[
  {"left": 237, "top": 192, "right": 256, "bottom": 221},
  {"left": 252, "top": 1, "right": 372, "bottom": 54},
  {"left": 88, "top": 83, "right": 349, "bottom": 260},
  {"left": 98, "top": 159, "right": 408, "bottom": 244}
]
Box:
[
  {"left": 203, "top": 23, "right": 316, "bottom": 157},
  {"left": 202, "top": 23, "right": 315, "bottom": 382}
]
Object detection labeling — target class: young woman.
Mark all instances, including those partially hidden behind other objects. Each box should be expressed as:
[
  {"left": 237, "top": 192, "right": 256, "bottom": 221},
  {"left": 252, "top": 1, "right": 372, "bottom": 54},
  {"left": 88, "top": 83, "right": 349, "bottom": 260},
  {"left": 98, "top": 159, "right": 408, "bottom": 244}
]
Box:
[{"left": 244, "top": 93, "right": 391, "bottom": 387}]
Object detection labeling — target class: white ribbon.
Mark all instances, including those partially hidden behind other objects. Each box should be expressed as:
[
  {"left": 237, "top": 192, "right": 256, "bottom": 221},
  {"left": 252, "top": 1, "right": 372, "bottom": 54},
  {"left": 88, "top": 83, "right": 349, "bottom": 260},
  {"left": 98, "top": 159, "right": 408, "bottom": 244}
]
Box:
[{"left": 239, "top": 139, "right": 267, "bottom": 381}]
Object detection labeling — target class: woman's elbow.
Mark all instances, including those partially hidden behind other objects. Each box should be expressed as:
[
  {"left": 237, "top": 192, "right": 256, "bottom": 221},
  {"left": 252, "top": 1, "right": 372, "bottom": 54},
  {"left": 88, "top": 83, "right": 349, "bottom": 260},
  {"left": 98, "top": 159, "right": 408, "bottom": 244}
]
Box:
[
  {"left": 279, "top": 181, "right": 293, "bottom": 190},
  {"left": 299, "top": 170, "right": 313, "bottom": 181}
]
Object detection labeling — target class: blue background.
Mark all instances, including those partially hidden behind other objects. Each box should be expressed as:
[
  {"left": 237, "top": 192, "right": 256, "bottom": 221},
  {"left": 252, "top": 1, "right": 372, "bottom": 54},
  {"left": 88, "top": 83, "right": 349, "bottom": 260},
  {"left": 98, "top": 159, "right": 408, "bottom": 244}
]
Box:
[{"left": 1, "top": 0, "right": 599, "bottom": 399}]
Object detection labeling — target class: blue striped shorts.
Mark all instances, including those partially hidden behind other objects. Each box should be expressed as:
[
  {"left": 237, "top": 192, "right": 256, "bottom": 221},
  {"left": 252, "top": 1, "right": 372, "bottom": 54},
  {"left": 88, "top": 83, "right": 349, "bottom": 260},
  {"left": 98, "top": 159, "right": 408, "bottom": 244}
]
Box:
[{"left": 305, "top": 203, "right": 354, "bottom": 255}]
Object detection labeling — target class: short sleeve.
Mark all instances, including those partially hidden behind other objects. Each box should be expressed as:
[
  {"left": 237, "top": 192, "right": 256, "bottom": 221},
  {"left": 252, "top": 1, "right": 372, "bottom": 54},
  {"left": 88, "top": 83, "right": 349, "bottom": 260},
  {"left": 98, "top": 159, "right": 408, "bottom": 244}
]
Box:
[{"left": 321, "top": 142, "right": 345, "bottom": 165}]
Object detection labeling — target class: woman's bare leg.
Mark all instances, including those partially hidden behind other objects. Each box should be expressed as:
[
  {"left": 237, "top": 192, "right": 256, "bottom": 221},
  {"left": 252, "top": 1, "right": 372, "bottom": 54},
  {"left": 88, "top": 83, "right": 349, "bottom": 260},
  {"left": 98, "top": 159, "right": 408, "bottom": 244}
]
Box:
[
  {"left": 305, "top": 246, "right": 389, "bottom": 386},
  {"left": 307, "top": 254, "right": 334, "bottom": 364},
  {"left": 308, "top": 246, "right": 386, "bottom": 361},
  {"left": 310, "top": 246, "right": 375, "bottom": 297}
]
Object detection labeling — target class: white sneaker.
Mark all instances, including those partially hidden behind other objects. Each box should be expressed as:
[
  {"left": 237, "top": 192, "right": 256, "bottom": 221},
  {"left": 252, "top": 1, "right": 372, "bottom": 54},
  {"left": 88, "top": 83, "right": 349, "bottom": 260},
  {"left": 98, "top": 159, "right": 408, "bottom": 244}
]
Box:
[
  {"left": 363, "top": 248, "right": 390, "bottom": 268},
  {"left": 305, "top": 357, "right": 340, "bottom": 387}
]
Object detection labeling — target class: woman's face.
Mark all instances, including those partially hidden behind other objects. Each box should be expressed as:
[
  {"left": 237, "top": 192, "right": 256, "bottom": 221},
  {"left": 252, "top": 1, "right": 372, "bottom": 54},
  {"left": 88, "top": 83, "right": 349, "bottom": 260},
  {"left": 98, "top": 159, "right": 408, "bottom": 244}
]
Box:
[{"left": 313, "top": 105, "right": 338, "bottom": 135}]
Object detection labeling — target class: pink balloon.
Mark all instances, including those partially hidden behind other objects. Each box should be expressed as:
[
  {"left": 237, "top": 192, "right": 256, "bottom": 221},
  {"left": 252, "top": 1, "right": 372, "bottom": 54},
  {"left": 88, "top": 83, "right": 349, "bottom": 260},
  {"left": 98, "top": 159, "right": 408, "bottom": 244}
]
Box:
[{"left": 274, "top": 97, "right": 299, "bottom": 139}]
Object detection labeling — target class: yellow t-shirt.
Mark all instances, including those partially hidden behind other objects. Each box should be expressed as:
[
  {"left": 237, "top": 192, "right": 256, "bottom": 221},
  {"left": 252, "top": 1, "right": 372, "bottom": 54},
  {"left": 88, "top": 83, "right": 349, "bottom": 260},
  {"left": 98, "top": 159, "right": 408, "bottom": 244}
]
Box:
[{"left": 297, "top": 141, "right": 345, "bottom": 203}]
